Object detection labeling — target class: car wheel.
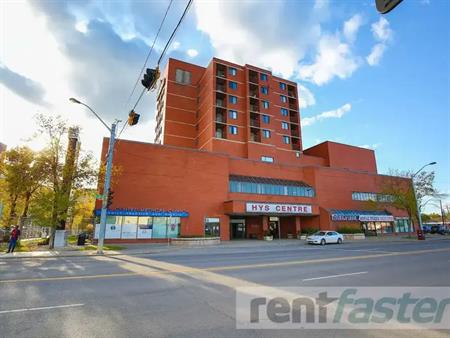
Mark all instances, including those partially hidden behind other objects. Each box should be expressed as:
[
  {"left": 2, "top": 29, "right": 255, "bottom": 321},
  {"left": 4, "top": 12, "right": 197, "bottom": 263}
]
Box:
[
  {"left": 320, "top": 239, "right": 326, "bottom": 246},
  {"left": 337, "top": 238, "right": 343, "bottom": 244}
]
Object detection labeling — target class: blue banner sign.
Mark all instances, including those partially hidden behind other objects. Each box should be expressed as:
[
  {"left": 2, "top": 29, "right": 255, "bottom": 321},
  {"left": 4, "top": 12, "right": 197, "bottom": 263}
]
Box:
[{"left": 94, "top": 208, "right": 189, "bottom": 217}]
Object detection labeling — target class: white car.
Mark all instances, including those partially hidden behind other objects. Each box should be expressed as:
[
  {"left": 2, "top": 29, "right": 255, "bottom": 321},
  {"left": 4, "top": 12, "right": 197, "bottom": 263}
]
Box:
[{"left": 306, "top": 231, "right": 343, "bottom": 245}]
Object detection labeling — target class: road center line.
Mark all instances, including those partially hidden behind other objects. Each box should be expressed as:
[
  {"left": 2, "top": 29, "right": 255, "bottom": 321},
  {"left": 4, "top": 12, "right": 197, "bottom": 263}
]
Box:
[
  {"left": 302, "top": 271, "right": 368, "bottom": 282},
  {"left": 0, "top": 303, "right": 84, "bottom": 314}
]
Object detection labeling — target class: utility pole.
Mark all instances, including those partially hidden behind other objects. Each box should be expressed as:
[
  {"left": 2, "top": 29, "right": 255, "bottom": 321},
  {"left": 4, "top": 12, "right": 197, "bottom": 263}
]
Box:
[
  {"left": 70, "top": 97, "right": 119, "bottom": 254},
  {"left": 97, "top": 122, "right": 117, "bottom": 254}
]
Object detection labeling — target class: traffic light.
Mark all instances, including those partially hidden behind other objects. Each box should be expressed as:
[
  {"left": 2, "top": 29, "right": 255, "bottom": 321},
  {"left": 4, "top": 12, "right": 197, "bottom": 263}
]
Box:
[
  {"left": 128, "top": 110, "right": 140, "bottom": 126},
  {"left": 141, "top": 68, "right": 159, "bottom": 90},
  {"left": 106, "top": 189, "right": 114, "bottom": 209}
]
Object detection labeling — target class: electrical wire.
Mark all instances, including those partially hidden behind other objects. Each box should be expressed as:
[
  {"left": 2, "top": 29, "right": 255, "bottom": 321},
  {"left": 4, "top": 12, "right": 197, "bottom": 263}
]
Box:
[
  {"left": 122, "top": 0, "right": 174, "bottom": 113},
  {"left": 129, "top": 0, "right": 194, "bottom": 114}
]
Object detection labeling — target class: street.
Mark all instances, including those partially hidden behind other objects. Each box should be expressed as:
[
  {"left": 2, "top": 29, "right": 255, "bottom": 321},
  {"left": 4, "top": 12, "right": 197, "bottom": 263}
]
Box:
[{"left": 1, "top": 239, "right": 449, "bottom": 338}]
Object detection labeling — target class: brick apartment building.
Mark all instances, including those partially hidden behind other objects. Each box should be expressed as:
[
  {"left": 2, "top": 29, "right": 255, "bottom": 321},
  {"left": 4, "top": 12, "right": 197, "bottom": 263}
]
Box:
[{"left": 94, "top": 57, "right": 413, "bottom": 242}]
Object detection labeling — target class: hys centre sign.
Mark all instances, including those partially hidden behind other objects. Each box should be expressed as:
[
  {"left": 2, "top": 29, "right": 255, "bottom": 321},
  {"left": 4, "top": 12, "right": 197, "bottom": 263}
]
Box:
[{"left": 246, "top": 203, "right": 312, "bottom": 214}]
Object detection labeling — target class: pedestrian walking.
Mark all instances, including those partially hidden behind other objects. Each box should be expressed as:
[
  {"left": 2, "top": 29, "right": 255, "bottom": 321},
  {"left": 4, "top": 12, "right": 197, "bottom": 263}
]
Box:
[{"left": 6, "top": 225, "right": 21, "bottom": 253}]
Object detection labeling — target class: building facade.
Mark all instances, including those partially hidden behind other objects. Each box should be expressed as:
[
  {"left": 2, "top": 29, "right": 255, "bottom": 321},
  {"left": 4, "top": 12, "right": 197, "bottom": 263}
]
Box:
[{"left": 95, "top": 58, "right": 413, "bottom": 242}]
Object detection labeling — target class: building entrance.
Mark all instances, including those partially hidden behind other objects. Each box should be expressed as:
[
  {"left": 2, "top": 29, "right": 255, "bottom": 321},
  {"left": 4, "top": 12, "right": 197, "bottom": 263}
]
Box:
[
  {"left": 230, "top": 218, "right": 246, "bottom": 239},
  {"left": 269, "top": 217, "right": 280, "bottom": 239}
]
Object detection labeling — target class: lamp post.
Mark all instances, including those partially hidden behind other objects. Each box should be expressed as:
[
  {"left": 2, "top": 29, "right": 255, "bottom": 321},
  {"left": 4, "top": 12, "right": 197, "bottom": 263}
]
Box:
[
  {"left": 411, "top": 161, "right": 437, "bottom": 231},
  {"left": 70, "top": 97, "right": 119, "bottom": 254}
]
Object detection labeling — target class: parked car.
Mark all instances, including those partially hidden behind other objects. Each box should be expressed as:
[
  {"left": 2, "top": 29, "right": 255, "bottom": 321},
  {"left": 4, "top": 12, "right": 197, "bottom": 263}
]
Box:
[
  {"left": 430, "top": 225, "right": 446, "bottom": 235},
  {"left": 306, "top": 231, "right": 343, "bottom": 245}
]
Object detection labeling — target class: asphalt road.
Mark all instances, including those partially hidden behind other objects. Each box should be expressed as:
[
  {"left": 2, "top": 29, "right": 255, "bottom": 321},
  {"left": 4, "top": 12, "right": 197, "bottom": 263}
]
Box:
[{"left": 1, "top": 239, "right": 449, "bottom": 338}]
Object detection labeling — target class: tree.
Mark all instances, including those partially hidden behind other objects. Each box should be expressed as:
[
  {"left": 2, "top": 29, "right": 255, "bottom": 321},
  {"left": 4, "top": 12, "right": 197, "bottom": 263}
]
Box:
[
  {"left": 34, "top": 114, "right": 97, "bottom": 247},
  {"left": 0, "top": 147, "right": 49, "bottom": 227},
  {"left": 380, "top": 169, "right": 437, "bottom": 228}
]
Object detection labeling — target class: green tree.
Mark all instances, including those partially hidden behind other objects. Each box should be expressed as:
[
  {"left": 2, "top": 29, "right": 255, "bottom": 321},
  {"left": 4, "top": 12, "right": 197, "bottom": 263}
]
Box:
[
  {"left": 379, "top": 169, "right": 437, "bottom": 229},
  {"left": 35, "top": 114, "right": 97, "bottom": 247}
]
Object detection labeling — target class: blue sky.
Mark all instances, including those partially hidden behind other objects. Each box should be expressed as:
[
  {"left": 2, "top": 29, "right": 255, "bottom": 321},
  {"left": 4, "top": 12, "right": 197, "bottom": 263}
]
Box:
[{"left": 0, "top": 0, "right": 449, "bottom": 211}]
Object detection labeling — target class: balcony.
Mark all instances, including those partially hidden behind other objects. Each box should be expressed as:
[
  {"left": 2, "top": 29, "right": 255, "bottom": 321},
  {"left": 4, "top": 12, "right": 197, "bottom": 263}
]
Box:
[
  {"left": 249, "top": 97, "right": 259, "bottom": 112},
  {"left": 216, "top": 78, "right": 227, "bottom": 93},
  {"left": 216, "top": 107, "right": 226, "bottom": 123},
  {"left": 290, "top": 125, "right": 300, "bottom": 138},
  {"left": 289, "top": 97, "right": 297, "bottom": 111},
  {"left": 249, "top": 83, "right": 259, "bottom": 98},
  {"left": 250, "top": 127, "right": 261, "bottom": 143},
  {"left": 248, "top": 70, "right": 258, "bottom": 84},
  {"left": 287, "top": 85, "right": 297, "bottom": 98},
  {"left": 216, "top": 92, "right": 226, "bottom": 108},
  {"left": 216, "top": 64, "right": 226, "bottom": 78},
  {"left": 250, "top": 112, "right": 260, "bottom": 128},
  {"left": 289, "top": 112, "right": 299, "bottom": 124},
  {"left": 215, "top": 124, "right": 227, "bottom": 139},
  {"left": 292, "top": 138, "right": 301, "bottom": 151}
]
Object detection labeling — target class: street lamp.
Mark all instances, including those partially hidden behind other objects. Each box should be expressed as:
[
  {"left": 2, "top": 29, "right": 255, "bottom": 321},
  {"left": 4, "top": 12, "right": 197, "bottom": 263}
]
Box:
[
  {"left": 411, "top": 161, "right": 437, "bottom": 231},
  {"left": 70, "top": 97, "right": 119, "bottom": 254}
]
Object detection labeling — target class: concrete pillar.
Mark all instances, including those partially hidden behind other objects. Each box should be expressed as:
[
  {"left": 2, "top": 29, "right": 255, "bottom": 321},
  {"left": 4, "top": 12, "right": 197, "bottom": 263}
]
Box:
[
  {"left": 220, "top": 214, "right": 230, "bottom": 241},
  {"left": 295, "top": 216, "right": 301, "bottom": 235}
]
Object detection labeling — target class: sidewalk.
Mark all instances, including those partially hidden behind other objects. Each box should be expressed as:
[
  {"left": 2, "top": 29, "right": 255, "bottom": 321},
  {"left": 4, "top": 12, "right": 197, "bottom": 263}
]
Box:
[{"left": 1, "top": 235, "right": 448, "bottom": 260}]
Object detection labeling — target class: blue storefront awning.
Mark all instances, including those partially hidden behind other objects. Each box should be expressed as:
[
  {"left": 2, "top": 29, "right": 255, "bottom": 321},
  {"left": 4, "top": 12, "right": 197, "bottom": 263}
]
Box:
[{"left": 330, "top": 209, "right": 394, "bottom": 222}]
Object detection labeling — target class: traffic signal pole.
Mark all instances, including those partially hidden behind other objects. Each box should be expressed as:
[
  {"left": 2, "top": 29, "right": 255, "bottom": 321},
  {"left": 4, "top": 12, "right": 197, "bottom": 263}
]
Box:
[{"left": 97, "top": 121, "right": 117, "bottom": 254}]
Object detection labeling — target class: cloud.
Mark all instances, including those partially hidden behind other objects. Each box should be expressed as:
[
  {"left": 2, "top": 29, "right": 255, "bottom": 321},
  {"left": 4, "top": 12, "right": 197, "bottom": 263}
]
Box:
[
  {"left": 194, "top": 1, "right": 328, "bottom": 78},
  {"left": 366, "top": 43, "right": 386, "bottom": 66},
  {"left": 0, "top": 65, "right": 48, "bottom": 106},
  {"left": 343, "top": 14, "right": 363, "bottom": 43},
  {"left": 366, "top": 17, "right": 393, "bottom": 66},
  {"left": 301, "top": 103, "right": 351, "bottom": 127},
  {"left": 359, "top": 143, "right": 380, "bottom": 150},
  {"left": 298, "top": 14, "right": 363, "bottom": 85},
  {"left": 372, "top": 17, "right": 392, "bottom": 43},
  {"left": 298, "top": 35, "right": 360, "bottom": 85},
  {"left": 28, "top": 1, "right": 157, "bottom": 122},
  {"left": 298, "top": 84, "right": 316, "bottom": 109},
  {"left": 186, "top": 49, "right": 198, "bottom": 57}
]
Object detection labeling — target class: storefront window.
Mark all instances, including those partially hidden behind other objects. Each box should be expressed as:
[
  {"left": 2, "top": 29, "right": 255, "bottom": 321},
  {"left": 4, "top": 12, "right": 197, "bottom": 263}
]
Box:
[
  {"left": 152, "top": 217, "right": 180, "bottom": 238},
  {"left": 205, "top": 218, "right": 220, "bottom": 237},
  {"left": 395, "top": 218, "right": 412, "bottom": 233}
]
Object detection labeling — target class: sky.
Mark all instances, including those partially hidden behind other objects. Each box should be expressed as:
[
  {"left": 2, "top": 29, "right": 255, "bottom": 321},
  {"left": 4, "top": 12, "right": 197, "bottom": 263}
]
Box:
[{"left": 0, "top": 0, "right": 449, "bottom": 212}]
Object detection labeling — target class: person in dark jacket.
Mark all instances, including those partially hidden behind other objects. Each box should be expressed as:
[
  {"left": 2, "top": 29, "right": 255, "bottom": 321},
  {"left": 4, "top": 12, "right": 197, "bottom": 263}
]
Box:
[{"left": 6, "top": 226, "right": 21, "bottom": 253}]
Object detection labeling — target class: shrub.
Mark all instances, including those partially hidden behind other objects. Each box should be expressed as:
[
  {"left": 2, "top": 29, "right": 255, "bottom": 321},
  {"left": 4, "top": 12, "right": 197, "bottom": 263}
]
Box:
[
  {"left": 301, "top": 228, "right": 319, "bottom": 235},
  {"left": 337, "top": 226, "right": 363, "bottom": 234}
]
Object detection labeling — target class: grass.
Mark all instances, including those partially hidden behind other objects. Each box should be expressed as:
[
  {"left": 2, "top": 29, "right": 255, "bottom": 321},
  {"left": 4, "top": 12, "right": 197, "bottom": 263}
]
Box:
[{"left": 83, "top": 244, "right": 125, "bottom": 251}]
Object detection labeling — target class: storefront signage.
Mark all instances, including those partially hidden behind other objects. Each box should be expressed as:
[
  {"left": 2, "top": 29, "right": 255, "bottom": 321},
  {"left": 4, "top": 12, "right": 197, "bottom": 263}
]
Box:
[
  {"left": 332, "top": 214, "right": 359, "bottom": 221},
  {"left": 246, "top": 203, "right": 312, "bottom": 214},
  {"left": 359, "top": 215, "right": 394, "bottom": 222},
  {"left": 94, "top": 208, "right": 189, "bottom": 217}
]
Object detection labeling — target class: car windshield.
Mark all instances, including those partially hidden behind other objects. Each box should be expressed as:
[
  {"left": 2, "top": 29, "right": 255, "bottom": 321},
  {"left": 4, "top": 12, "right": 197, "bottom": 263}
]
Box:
[{"left": 313, "top": 231, "right": 326, "bottom": 236}]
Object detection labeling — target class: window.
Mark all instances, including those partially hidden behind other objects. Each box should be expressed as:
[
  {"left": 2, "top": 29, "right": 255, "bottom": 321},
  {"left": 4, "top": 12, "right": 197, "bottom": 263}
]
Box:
[
  {"left": 260, "top": 73, "right": 268, "bottom": 81},
  {"left": 204, "top": 218, "right": 220, "bottom": 237},
  {"left": 263, "top": 129, "right": 271, "bottom": 138},
  {"left": 352, "top": 192, "right": 394, "bottom": 202},
  {"left": 175, "top": 69, "right": 192, "bottom": 85},
  {"left": 229, "top": 125, "right": 238, "bottom": 135},
  {"left": 279, "top": 82, "right": 286, "bottom": 90},
  {"left": 229, "top": 175, "right": 315, "bottom": 197},
  {"left": 281, "top": 122, "right": 289, "bottom": 130},
  {"left": 229, "top": 81, "right": 237, "bottom": 90},
  {"left": 262, "top": 115, "right": 270, "bottom": 124},
  {"left": 229, "top": 67, "right": 237, "bottom": 76},
  {"left": 280, "top": 95, "right": 287, "bottom": 103},
  {"left": 261, "top": 156, "right": 274, "bottom": 163},
  {"left": 263, "top": 101, "right": 269, "bottom": 109},
  {"left": 229, "top": 96, "right": 237, "bottom": 104},
  {"left": 283, "top": 136, "right": 290, "bottom": 144},
  {"left": 281, "top": 108, "right": 288, "bottom": 116},
  {"left": 229, "top": 110, "right": 238, "bottom": 120},
  {"left": 261, "top": 86, "right": 268, "bottom": 95}
]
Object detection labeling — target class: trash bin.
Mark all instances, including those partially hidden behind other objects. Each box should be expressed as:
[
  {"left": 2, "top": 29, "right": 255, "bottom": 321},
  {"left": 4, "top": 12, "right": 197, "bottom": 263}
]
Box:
[
  {"left": 416, "top": 229, "right": 425, "bottom": 240},
  {"left": 77, "top": 232, "right": 87, "bottom": 246}
]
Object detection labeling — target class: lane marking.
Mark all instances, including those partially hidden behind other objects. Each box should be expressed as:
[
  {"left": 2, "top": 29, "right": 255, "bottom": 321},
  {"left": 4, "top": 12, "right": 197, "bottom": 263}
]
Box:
[
  {"left": 0, "top": 303, "right": 84, "bottom": 314},
  {"left": 1, "top": 247, "right": 449, "bottom": 284},
  {"left": 302, "top": 271, "right": 368, "bottom": 282}
]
